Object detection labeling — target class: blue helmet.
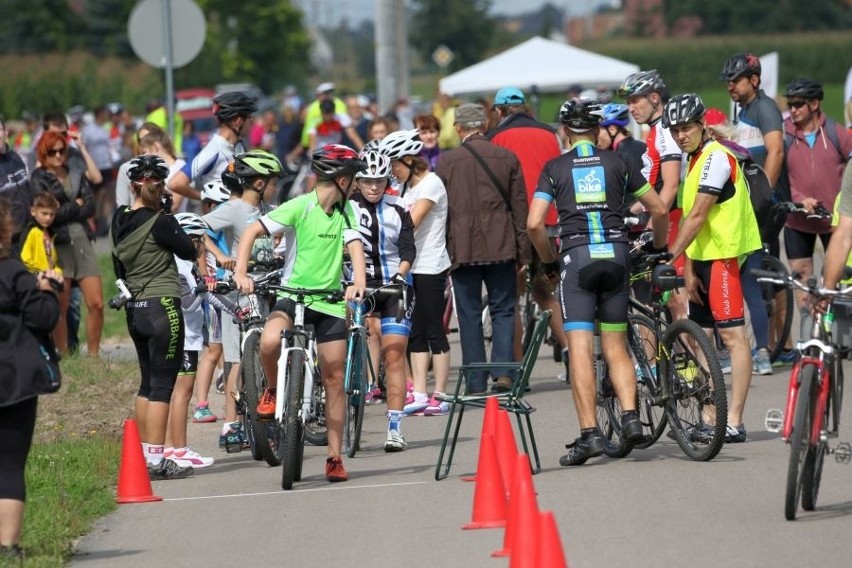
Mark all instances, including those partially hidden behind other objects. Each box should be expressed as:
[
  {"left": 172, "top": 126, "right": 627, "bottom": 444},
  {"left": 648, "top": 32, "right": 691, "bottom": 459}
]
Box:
[{"left": 601, "top": 103, "right": 630, "bottom": 128}]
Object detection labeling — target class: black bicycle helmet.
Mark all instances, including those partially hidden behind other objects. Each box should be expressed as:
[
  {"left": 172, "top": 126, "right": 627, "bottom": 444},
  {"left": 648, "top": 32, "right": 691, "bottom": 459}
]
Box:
[
  {"left": 558, "top": 100, "right": 605, "bottom": 131},
  {"left": 720, "top": 52, "right": 761, "bottom": 82},
  {"left": 212, "top": 91, "right": 257, "bottom": 123},
  {"left": 618, "top": 70, "right": 666, "bottom": 98},
  {"left": 661, "top": 94, "right": 706, "bottom": 129},
  {"left": 311, "top": 144, "right": 367, "bottom": 181},
  {"left": 784, "top": 78, "right": 824, "bottom": 101},
  {"left": 127, "top": 154, "right": 169, "bottom": 182}
]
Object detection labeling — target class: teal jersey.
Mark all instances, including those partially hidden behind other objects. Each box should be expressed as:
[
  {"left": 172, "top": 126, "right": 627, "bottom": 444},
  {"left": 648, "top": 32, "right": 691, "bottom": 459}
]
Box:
[{"left": 261, "top": 191, "right": 359, "bottom": 318}]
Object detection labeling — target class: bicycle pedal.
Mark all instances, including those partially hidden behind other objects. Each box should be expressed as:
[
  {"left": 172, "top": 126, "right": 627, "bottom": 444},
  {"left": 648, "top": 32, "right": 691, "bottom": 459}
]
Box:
[
  {"left": 230, "top": 389, "right": 241, "bottom": 403},
  {"left": 224, "top": 442, "right": 244, "bottom": 454},
  {"left": 765, "top": 408, "right": 783, "bottom": 433},
  {"left": 834, "top": 441, "right": 851, "bottom": 464}
]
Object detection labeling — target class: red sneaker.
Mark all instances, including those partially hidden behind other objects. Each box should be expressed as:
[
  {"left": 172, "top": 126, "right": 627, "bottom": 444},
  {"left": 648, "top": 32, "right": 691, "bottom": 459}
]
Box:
[
  {"left": 325, "top": 457, "right": 349, "bottom": 482},
  {"left": 256, "top": 388, "right": 276, "bottom": 420}
]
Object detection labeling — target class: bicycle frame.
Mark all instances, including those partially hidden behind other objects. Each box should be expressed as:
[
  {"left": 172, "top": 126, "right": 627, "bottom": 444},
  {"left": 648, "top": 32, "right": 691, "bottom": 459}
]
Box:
[
  {"left": 273, "top": 300, "right": 319, "bottom": 425},
  {"left": 781, "top": 318, "right": 835, "bottom": 445}
]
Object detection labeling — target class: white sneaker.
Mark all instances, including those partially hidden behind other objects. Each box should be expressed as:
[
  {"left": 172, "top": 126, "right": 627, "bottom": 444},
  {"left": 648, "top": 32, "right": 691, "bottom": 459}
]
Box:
[
  {"left": 171, "top": 449, "right": 215, "bottom": 468},
  {"left": 384, "top": 430, "right": 407, "bottom": 452}
]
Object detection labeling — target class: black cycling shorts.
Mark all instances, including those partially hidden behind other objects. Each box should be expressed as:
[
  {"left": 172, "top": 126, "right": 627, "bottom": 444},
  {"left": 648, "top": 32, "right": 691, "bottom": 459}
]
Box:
[
  {"left": 178, "top": 350, "right": 199, "bottom": 376},
  {"left": 559, "top": 243, "right": 629, "bottom": 332},
  {"left": 272, "top": 298, "right": 347, "bottom": 343},
  {"left": 126, "top": 297, "right": 185, "bottom": 403},
  {"left": 359, "top": 285, "right": 415, "bottom": 337},
  {"left": 784, "top": 227, "right": 831, "bottom": 261}
]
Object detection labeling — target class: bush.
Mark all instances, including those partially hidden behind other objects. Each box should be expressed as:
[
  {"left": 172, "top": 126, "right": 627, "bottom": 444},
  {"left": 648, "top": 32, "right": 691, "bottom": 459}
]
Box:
[{"left": 0, "top": 52, "right": 162, "bottom": 119}]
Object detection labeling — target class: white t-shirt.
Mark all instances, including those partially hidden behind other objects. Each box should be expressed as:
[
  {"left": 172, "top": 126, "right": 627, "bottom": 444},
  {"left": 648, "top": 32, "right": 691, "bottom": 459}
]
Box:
[
  {"left": 402, "top": 172, "right": 451, "bottom": 274},
  {"left": 175, "top": 256, "right": 204, "bottom": 352},
  {"left": 183, "top": 133, "right": 241, "bottom": 190}
]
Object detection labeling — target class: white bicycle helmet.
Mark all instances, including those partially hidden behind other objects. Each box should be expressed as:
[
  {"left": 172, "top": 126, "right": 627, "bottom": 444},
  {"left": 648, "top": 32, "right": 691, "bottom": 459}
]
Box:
[
  {"left": 356, "top": 151, "right": 392, "bottom": 179},
  {"left": 175, "top": 212, "right": 209, "bottom": 237},
  {"left": 377, "top": 129, "right": 423, "bottom": 160},
  {"left": 201, "top": 180, "right": 231, "bottom": 204},
  {"left": 359, "top": 138, "right": 381, "bottom": 158}
]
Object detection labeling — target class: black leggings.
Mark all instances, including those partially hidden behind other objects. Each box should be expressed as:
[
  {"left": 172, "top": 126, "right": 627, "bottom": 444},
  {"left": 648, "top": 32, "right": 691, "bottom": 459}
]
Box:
[
  {"left": 0, "top": 397, "right": 37, "bottom": 501},
  {"left": 409, "top": 271, "right": 450, "bottom": 354},
  {"left": 126, "top": 297, "right": 185, "bottom": 403}
]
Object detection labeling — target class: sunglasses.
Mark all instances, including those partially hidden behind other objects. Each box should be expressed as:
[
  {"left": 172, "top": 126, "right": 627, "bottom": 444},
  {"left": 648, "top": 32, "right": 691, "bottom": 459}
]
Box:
[
  {"left": 47, "top": 147, "right": 66, "bottom": 157},
  {"left": 787, "top": 100, "right": 808, "bottom": 110}
]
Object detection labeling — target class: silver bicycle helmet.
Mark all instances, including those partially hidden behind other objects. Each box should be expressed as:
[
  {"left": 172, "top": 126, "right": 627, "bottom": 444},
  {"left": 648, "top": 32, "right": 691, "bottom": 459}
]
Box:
[
  {"left": 377, "top": 129, "right": 423, "bottom": 160},
  {"left": 201, "top": 180, "right": 231, "bottom": 204},
  {"left": 175, "top": 212, "right": 209, "bottom": 237},
  {"left": 356, "top": 151, "right": 392, "bottom": 179}
]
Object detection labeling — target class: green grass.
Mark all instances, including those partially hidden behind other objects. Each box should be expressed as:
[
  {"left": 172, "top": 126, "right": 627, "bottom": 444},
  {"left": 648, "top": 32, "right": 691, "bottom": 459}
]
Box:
[
  {"left": 20, "top": 439, "right": 121, "bottom": 567},
  {"left": 16, "top": 357, "right": 139, "bottom": 566}
]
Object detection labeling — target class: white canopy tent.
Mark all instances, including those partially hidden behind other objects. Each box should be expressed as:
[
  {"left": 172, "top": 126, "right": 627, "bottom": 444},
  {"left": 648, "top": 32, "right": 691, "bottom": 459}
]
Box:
[{"left": 438, "top": 36, "right": 640, "bottom": 96}]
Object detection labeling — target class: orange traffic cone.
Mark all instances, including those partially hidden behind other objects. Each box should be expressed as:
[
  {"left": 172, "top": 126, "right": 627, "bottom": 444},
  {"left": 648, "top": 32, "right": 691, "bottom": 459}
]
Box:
[
  {"left": 492, "top": 452, "right": 536, "bottom": 557},
  {"left": 462, "top": 396, "right": 499, "bottom": 482},
  {"left": 116, "top": 419, "right": 162, "bottom": 504},
  {"left": 534, "top": 510, "right": 569, "bottom": 568},
  {"left": 495, "top": 409, "right": 519, "bottom": 492},
  {"left": 462, "top": 433, "right": 507, "bottom": 529}
]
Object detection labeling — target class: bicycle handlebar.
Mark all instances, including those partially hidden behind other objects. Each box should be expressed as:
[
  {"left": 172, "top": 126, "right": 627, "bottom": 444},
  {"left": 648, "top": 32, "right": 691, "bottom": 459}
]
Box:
[
  {"left": 773, "top": 201, "right": 833, "bottom": 221},
  {"left": 351, "top": 281, "right": 408, "bottom": 323},
  {"left": 751, "top": 268, "right": 852, "bottom": 300}
]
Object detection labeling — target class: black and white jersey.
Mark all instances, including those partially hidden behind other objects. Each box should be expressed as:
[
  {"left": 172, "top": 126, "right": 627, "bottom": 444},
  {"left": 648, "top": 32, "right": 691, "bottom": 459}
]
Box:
[{"left": 349, "top": 192, "right": 416, "bottom": 285}]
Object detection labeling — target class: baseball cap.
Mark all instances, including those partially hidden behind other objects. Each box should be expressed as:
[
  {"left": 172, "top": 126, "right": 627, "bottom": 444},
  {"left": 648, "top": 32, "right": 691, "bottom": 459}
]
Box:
[
  {"left": 704, "top": 107, "right": 728, "bottom": 127},
  {"left": 315, "top": 82, "right": 335, "bottom": 94},
  {"left": 494, "top": 87, "right": 525, "bottom": 105}
]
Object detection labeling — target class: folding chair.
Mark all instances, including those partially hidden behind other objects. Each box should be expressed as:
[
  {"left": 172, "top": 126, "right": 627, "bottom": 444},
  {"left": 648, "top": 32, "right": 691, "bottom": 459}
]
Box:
[{"left": 435, "top": 310, "right": 552, "bottom": 480}]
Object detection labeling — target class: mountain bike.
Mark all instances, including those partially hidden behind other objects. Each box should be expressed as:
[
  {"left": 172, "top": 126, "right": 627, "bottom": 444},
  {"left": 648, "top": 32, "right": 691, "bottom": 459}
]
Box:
[
  {"left": 267, "top": 286, "right": 344, "bottom": 491},
  {"left": 342, "top": 281, "right": 407, "bottom": 458},
  {"left": 622, "top": 254, "right": 728, "bottom": 461},
  {"left": 753, "top": 268, "right": 852, "bottom": 520}
]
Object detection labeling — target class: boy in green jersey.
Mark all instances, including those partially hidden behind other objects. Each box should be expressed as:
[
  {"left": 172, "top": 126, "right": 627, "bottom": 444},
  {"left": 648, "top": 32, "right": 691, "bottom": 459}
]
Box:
[{"left": 234, "top": 144, "right": 367, "bottom": 482}]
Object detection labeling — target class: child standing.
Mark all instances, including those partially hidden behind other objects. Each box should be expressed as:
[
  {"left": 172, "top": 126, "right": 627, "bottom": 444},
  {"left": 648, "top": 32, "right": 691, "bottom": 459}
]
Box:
[
  {"left": 19, "top": 192, "right": 64, "bottom": 281},
  {"left": 164, "top": 212, "right": 215, "bottom": 468}
]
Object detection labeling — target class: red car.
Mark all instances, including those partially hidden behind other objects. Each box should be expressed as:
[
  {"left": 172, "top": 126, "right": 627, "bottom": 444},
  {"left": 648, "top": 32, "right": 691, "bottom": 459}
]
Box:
[{"left": 176, "top": 88, "right": 217, "bottom": 146}]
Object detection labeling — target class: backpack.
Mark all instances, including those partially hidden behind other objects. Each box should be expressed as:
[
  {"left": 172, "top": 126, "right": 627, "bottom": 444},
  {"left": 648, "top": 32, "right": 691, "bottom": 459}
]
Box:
[{"left": 739, "top": 156, "right": 774, "bottom": 241}]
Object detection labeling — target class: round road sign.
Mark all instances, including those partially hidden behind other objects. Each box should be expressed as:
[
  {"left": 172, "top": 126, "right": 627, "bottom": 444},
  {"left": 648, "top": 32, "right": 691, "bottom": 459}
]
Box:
[{"left": 128, "top": 0, "right": 206, "bottom": 69}]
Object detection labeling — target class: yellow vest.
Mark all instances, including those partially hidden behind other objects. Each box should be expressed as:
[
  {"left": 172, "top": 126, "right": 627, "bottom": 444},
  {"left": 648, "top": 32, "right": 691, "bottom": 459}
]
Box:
[
  {"left": 832, "top": 193, "right": 852, "bottom": 284},
  {"left": 682, "top": 140, "right": 761, "bottom": 261}
]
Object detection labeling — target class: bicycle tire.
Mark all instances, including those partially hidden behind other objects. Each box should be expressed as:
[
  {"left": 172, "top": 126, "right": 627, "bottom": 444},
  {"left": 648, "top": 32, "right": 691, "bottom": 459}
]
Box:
[
  {"left": 597, "top": 373, "right": 632, "bottom": 458},
  {"left": 627, "top": 314, "right": 668, "bottom": 448},
  {"left": 831, "top": 355, "right": 843, "bottom": 434},
  {"left": 241, "top": 332, "right": 284, "bottom": 465},
  {"left": 802, "top": 365, "right": 829, "bottom": 511},
  {"left": 343, "top": 331, "right": 367, "bottom": 458},
  {"left": 281, "top": 337, "right": 307, "bottom": 491},
  {"left": 761, "top": 254, "right": 793, "bottom": 362},
  {"left": 663, "top": 319, "right": 727, "bottom": 461},
  {"left": 304, "top": 382, "right": 328, "bottom": 446},
  {"left": 520, "top": 290, "right": 537, "bottom": 355},
  {"left": 785, "top": 364, "right": 816, "bottom": 520}
]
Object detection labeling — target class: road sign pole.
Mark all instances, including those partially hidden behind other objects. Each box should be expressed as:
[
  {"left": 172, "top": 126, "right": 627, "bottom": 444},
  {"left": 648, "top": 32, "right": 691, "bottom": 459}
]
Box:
[{"left": 161, "top": 0, "right": 175, "bottom": 139}]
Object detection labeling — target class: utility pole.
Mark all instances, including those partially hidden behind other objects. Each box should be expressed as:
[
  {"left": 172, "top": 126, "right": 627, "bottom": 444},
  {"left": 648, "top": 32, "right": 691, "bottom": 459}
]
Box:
[{"left": 375, "top": 0, "right": 409, "bottom": 115}]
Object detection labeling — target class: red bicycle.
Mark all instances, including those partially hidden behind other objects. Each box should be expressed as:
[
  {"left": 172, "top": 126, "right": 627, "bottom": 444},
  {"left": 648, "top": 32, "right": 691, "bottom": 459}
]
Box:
[{"left": 754, "top": 268, "right": 852, "bottom": 520}]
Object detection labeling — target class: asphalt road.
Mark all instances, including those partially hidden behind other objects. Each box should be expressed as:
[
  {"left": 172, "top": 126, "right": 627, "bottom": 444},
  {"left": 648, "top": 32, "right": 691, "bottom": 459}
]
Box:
[{"left": 72, "top": 330, "right": 852, "bottom": 568}]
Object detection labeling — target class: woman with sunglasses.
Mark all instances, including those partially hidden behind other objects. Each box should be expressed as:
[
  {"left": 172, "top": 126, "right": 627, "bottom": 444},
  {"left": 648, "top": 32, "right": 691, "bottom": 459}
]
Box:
[
  {"left": 30, "top": 131, "right": 104, "bottom": 356},
  {"left": 111, "top": 154, "right": 198, "bottom": 479}
]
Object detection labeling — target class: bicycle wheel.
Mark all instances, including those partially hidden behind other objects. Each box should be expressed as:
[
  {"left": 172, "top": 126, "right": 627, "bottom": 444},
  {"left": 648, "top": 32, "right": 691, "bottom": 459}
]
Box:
[
  {"left": 761, "top": 254, "right": 793, "bottom": 362},
  {"left": 304, "top": 381, "right": 328, "bottom": 446},
  {"left": 802, "top": 365, "right": 829, "bottom": 511},
  {"left": 241, "top": 332, "right": 284, "bottom": 465},
  {"left": 519, "top": 290, "right": 537, "bottom": 355},
  {"left": 663, "top": 319, "right": 727, "bottom": 461},
  {"left": 281, "top": 337, "right": 307, "bottom": 491},
  {"left": 343, "top": 331, "right": 367, "bottom": 458},
  {"left": 786, "top": 364, "right": 816, "bottom": 520},
  {"left": 597, "top": 372, "right": 632, "bottom": 458},
  {"left": 627, "top": 314, "right": 668, "bottom": 448}
]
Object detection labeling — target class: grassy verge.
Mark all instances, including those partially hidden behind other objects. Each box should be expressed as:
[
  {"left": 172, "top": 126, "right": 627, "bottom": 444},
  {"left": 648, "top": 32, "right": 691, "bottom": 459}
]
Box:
[{"left": 19, "top": 356, "right": 139, "bottom": 566}]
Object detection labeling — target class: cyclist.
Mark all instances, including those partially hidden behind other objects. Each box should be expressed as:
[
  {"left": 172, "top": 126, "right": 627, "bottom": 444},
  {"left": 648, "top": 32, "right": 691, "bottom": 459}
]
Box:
[
  {"left": 165, "top": 212, "right": 214, "bottom": 469},
  {"left": 378, "top": 129, "right": 452, "bottom": 414},
  {"left": 596, "top": 103, "right": 646, "bottom": 171},
  {"left": 527, "top": 100, "right": 669, "bottom": 466},
  {"left": 202, "top": 150, "right": 281, "bottom": 451},
  {"left": 111, "top": 154, "right": 196, "bottom": 479},
  {"left": 233, "top": 144, "right": 367, "bottom": 482},
  {"left": 782, "top": 78, "right": 852, "bottom": 313},
  {"left": 618, "top": 70, "right": 687, "bottom": 321},
  {"left": 168, "top": 91, "right": 257, "bottom": 201},
  {"left": 665, "top": 94, "right": 762, "bottom": 443},
  {"left": 349, "top": 150, "right": 416, "bottom": 451},
  {"left": 821, "top": 162, "right": 852, "bottom": 300}
]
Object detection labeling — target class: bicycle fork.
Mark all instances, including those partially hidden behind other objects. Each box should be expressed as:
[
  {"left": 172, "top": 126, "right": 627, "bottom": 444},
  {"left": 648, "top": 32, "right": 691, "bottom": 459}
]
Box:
[{"left": 274, "top": 343, "right": 317, "bottom": 425}]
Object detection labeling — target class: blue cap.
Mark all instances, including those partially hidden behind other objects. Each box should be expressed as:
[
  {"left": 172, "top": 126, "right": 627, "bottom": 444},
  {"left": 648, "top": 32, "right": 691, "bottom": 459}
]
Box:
[{"left": 494, "top": 87, "right": 525, "bottom": 105}]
